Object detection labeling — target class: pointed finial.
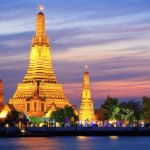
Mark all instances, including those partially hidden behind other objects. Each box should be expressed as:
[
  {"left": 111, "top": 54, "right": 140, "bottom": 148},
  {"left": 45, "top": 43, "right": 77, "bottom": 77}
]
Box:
[
  {"left": 39, "top": 4, "right": 43, "bottom": 12},
  {"left": 85, "top": 65, "right": 88, "bottom": 72}
]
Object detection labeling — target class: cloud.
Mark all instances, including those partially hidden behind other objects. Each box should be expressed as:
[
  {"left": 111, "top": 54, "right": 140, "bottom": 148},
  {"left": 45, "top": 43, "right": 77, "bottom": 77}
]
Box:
[{"left": 1, "top": 0, "right": 150, "bottom": 108}]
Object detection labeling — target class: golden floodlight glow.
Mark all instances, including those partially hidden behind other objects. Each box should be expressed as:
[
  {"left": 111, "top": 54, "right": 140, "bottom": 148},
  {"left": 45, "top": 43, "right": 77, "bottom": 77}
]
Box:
[
  {"left": 39, "top": 4, "right": 43, "bottom": 12},
  {"left": 109, "top": 136, "right": 119, "bottom": 140},
  {"left": 85, "top": 65, "right": 88, "bottom": 71},
  {"left": 0, "top": 110, "right": 8, "bottom": 119},
  {"left": 79, "top": 66, "right": 95, "bottom": 123}
]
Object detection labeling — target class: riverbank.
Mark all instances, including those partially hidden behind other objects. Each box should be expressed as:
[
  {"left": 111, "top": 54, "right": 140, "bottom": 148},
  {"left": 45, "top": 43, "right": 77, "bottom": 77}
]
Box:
[{"left": 0, "top": 127, "right": 150, "bottom": 137}]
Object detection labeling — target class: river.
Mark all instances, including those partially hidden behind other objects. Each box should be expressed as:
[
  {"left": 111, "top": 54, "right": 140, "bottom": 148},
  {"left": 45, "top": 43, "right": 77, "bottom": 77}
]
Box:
[{"left": 0, "top": 136, "right": 149, "bottom": 150}]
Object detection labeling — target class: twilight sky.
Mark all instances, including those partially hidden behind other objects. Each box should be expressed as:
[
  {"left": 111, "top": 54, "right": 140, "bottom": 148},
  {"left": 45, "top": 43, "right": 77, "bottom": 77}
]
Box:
[{"left": 0, "top": 0, "right": 150, "bottom": 109}]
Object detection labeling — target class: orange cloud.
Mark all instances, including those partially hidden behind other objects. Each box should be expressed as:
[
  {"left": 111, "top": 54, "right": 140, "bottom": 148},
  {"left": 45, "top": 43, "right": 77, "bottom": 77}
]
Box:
[{"left": 62, "top": 80, "right": 150, "bottom": 101}]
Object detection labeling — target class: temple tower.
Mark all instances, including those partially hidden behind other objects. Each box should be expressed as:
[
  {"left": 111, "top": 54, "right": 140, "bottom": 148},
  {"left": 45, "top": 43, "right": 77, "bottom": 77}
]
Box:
[
  {"left": 9, "top": 5, "right": 76, "bottom": 117},
  {"left": 0, "top": 77, "right": 4, "bottom": 111},
  {"left": 79, "top": 66, "right": 95, "bottom": 123}
]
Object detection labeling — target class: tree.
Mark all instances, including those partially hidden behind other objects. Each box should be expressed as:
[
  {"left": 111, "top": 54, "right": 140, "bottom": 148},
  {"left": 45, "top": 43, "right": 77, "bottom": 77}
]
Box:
[
  {"left": 142, "top": 97, "right": 150, "bottom": 122},
  {"left": 64, "top": 106, "right": 74, "bottom": 119},
  {"left": 6, "top": 110, "right": 19, "bottom": 121},
  {"left": 5, "top": 110, "right": 20, "bottom": 126},
  {"left": 64, "top": 106, "right": 78, "bottom": 122},
  {"left": 95, "top": 108, "right": 106, "bottom": 121},
  {"left": 118, "top": 102, "right": 134, "bottom": 122},
  {"left": 50, "top": 105, "right": 78, "bottom": 123},
  {"left": 127, "top": 100, "right": 142, "bottom": 123},
  {"left": 118, "top": 100, "right": 142, "bottom": 124},
  {"left": 50, "top": 108, "right": 64, "bottom": 122},
  {"left": 101, "top": 97, "right": 120, "bottom": 121}
]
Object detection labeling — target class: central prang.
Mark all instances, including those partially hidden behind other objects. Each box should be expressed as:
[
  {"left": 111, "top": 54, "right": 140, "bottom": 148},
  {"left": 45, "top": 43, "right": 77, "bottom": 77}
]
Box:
[{"left": 9, "top": 5, "right": 77, "bottom": 117}]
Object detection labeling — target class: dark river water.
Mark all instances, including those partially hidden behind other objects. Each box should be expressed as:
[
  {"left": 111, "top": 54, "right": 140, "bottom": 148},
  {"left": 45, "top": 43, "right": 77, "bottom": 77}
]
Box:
[{"left": 0, "top": 136, "right": 150, "bottom": 150}]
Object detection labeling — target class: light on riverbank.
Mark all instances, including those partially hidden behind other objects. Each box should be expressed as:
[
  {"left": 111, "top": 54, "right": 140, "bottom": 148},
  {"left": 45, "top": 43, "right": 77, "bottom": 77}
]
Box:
[{"left": 0, "top": 110, "right": 8, "bottom": 119}]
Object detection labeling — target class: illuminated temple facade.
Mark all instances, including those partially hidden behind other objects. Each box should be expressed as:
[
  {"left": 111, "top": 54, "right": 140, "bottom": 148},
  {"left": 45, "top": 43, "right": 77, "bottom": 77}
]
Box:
[
  {"left": 9, "top": 5, "right": 76, "bottom": 117},
  {"left": 79, "top": 66, "right": 95, "bottom": 123}
]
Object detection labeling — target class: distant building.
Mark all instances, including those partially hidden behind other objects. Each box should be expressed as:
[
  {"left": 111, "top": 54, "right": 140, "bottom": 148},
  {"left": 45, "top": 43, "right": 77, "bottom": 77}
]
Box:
[
  {"left": 79, "top": 66, "right": 95, "bottom": 123},
  {"left": 0, "top": 77, "right": 4, "bottom": 111}
]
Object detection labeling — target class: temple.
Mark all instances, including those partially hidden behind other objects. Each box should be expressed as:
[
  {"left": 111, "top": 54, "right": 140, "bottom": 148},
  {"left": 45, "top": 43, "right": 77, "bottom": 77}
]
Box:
[
  {"left": 79, "top": 66, "right": 95, "bottom": 123},
  {"left": 9, "top": 5, "right": 76, "bottom": 117},
  {"left": 0, "top": 77, "right": 4, "bottom": 111}
]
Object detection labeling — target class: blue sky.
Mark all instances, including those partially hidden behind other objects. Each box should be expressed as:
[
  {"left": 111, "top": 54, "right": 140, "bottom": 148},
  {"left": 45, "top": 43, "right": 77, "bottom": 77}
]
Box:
[{"left": 0, "top": 0, "right": 150, "bottom": 109}]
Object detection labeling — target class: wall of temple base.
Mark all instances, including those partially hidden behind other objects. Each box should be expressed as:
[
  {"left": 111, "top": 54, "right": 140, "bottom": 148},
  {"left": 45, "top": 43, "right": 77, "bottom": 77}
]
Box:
[{"left": 9, "top": 97, "right": 77, "bottom": 117}]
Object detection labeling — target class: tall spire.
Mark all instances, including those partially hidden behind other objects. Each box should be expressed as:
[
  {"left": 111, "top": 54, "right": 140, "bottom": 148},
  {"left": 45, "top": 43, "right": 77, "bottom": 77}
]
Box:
[
  {"left": 79, "top": 66, "right": 95, "bottom": 123},
  {"left": 39, "top": 4, "right": 43, "bottom": 12},
  {"left": 23, "top": 4, "right": 56, "bottom": 83},
  {"left": 36, "top": 4, "right": 45, "bottom": 37},
  {"left": 82, "top": 65, "right": 91, "bottom": 99},
  {"left": 85, "top": 65, "right": 88, "bottom": 72},
  {"left": 9, "top": 4, "right": 78, "bottom": 117}
]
